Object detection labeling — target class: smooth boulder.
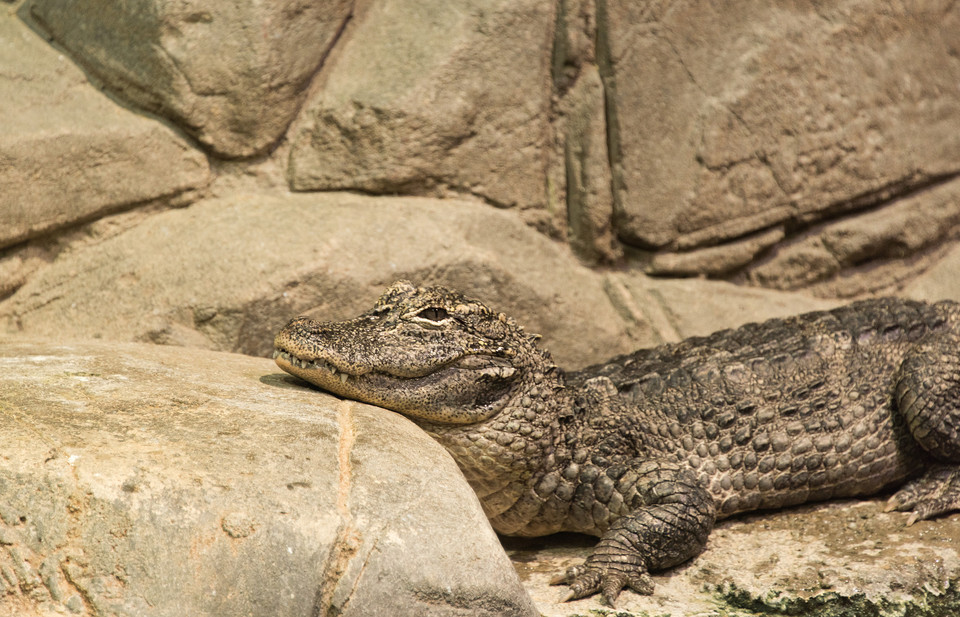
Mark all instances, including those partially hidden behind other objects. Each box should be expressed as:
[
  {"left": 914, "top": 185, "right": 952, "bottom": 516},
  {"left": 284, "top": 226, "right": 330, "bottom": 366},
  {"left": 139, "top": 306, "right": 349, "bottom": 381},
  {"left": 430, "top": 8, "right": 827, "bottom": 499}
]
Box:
[{"left": 0, "top": 338, "right": 537, "bottom": 617}]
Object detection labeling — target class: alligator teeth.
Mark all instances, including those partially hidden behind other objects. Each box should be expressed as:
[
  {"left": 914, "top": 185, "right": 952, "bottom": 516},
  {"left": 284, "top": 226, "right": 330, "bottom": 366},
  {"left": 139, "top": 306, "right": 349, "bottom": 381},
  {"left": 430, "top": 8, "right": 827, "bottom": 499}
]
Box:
[{"left": 277, "top": 349, "right": 349, "bottom": 379}]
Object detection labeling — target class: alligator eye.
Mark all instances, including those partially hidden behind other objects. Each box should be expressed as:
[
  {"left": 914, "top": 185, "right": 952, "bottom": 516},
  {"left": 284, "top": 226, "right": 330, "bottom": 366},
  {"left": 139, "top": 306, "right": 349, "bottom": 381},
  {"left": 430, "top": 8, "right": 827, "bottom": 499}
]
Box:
[
  {"left": 416, "top": 307, "right": 450, "bottom": 322},
  {"left": 366, "top": 306, "right": 390, "bottom": 319}
]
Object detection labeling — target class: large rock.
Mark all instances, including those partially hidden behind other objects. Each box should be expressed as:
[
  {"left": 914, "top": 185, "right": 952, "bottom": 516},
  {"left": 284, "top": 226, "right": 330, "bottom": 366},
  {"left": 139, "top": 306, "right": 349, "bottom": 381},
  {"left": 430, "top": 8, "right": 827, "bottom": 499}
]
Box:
[
  {"left": 0, "top": 338, "right": 537, "bottom": 617},
  {"left": 23, "top": 0, "right": 352, "bottom": 158},
  {"left": 287, "top": 0, "right": 555, "bottom": 213},
  {"left": 0, "top": 14, "right": 209, "bottom": 251},
  {"left": 558, "top": 63, "right": 621, "bottom": 264},
  {"left": 0, "top": 192, "right": 635, "bottom": 369},
  {"left": 601, "top": 273, "right": 838, "bottom": 347},
  {"left": 607, "top": 0, "right": 960, "bottom": 253}
]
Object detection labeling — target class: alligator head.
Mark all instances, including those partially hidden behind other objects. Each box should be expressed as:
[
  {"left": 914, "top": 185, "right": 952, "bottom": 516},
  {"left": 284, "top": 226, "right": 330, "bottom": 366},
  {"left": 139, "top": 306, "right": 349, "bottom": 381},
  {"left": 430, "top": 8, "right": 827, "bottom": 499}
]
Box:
[{"left": 274, "top": 280, "right": 548, "bottom": 424}]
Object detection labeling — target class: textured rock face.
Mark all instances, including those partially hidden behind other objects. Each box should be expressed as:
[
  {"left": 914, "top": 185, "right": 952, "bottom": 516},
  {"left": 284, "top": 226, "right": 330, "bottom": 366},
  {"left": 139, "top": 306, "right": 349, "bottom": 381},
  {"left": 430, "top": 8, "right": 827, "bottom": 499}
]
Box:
[
  {"left": 607, "top": 0, "right": 960, "bottom": 255},
  {"left": 0, "top": 14, "right": 209, "bottom": 251},
  {"left": 0, "top": 338, "right": 537, "bottom": 617},
  {"left": 0, "top": 192, "right": 633, "bottom": 369},
  {"left": 743, "top": 176, "right": 960, "bottom": 295},
  {"left": 906, "top": 243, "right": 960, "bottom": 304},
  {"left": 12, "top": 0, "right": 960, "bottom": 289},
  {"left": 286, "top": 0, "right": 555, "bottom": 213},
  {"left": 558, "top": 63, "right": 621, "bottom": 263},
  {"left": 25, "top": 0, "right": 352, "bottom": 158}
]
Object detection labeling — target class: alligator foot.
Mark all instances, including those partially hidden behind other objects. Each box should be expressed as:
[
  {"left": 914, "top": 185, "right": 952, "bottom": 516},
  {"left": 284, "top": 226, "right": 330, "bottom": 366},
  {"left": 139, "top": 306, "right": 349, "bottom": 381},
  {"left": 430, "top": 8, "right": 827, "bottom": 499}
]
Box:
[
  {"left": 547, "top": 460, "right": 716, "bottom": 605},
  {"left": 549, "top": 563, "right": 654, "bottom": 607},
  {"left": 885, "top": 464, "right": 960, "bottom": 525}
]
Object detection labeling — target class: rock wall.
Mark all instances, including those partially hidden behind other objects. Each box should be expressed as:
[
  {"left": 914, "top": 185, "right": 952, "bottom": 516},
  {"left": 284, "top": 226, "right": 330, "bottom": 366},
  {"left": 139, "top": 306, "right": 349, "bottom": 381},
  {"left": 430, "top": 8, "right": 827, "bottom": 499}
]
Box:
[
  {"left": 1, "top": 0, "right": 956, "bottom": 298},
  {"left": 26, "top": 0, "right": 353, "bottom": 158}
]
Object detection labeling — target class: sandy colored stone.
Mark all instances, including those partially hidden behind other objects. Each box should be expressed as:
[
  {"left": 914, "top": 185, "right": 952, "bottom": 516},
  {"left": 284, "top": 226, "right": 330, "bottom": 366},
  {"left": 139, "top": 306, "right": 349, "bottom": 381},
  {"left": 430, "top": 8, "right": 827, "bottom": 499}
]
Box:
[
  {"left": 0, "top": 191, "right": 634, "bottom": 370},
  {"left": 0, "top": 337, "right": 537, "bottom": 617},
  {"left": 0, "top": 13, "right": 209, "bottom": 250},
  {"left": 0, "top": 190, "right": 857, "bottom": 374},
  {"left": 904, "top": 243, "right": 960, "bottom": 304},
  {"left": 602, "top": 273, "right": 838, "bottom": 347},
  {"left": 24, "top": 0, "right": 352, "bottom": 158},
  {"left": 745, "top": 176, "right": 960, "bottom": 292},
  {"left": 287, "top": 0, "right": 555, "bottom": 212},
  {"left": 560, "top": 64, "right": 620, "bottom": 263},
  {"left": 646, "top": 226, "right": 786, "bottom": 277},
  {"left": 607, "top": 0, "right": 960, "bottom": 251}
]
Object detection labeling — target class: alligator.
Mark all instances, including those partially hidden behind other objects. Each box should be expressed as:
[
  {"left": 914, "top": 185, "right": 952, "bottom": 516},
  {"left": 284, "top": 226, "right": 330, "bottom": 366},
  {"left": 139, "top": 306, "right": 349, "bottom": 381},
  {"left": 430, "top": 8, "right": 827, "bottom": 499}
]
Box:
[{"left": 273, "top": 280, "right": 960, "bottom": 605}]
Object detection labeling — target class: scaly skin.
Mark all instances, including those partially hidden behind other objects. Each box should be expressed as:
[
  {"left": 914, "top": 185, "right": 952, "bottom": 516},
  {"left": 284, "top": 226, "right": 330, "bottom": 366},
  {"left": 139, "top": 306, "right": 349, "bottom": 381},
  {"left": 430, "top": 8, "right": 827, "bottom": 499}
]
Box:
[{"left": 274, "top": 281, "right": 960, "bottom": 605}]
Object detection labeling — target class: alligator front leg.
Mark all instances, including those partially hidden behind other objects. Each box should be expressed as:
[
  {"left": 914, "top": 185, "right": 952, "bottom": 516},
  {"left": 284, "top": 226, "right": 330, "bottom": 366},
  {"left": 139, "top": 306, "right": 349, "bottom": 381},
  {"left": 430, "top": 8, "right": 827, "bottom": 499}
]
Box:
[
  {"left": 886, "top": 331, "right": 960, "bottom": 523},
  {"left": 550, "top": 460, "right": 716, "bottom": 606}
]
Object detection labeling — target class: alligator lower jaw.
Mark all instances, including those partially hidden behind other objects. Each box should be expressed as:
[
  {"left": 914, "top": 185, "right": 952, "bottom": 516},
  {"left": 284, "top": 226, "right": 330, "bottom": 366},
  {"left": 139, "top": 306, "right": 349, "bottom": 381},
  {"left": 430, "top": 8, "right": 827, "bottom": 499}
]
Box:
[
  {"left": 275, "top": 346, "right": 520, "bottom": 424},
  {"left": 273, "top": 348, "right": 410, "bottom": 397},
  {"left": 273, "top": 349, "right": 354, "bottom": 384},
  {"left": 273, "top": 347, "right": 443, "bottom": 413}
]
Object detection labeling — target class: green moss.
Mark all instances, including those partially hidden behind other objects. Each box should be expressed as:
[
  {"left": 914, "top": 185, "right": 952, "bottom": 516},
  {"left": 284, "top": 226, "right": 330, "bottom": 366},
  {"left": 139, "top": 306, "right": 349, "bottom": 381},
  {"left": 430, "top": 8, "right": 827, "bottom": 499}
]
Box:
[{"left": 712, "top": 581, "right": 960, "bottom": 617}]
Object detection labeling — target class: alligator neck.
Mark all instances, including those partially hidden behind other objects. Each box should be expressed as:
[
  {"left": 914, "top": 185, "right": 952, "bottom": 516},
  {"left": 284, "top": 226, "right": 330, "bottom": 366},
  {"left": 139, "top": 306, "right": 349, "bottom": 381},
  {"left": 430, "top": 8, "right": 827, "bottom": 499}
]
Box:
[{"left": 417, "top": 367, "right": 569, "bottom": 516}]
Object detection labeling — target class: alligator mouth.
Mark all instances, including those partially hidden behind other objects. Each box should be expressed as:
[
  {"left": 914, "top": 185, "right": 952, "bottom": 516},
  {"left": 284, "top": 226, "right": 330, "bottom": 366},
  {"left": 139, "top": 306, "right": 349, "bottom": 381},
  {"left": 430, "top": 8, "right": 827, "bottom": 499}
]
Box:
[
  {"left": 274, "top": 347, "right": 384, "bottom": 405},
  {"left": 273, "top": 349, "right": 360, "bottom": 385},
  {"left": 273, "top": 346, "right": 464, "bottom": 394},
  {"left": 274, "top": 345, "right": 516, "bottom": 393},
  {"left": 273, "top": 346, "right": 512, "bottom": 381},
  {"left": 274, "top": 344, "right": 518, "bottom": 423}
]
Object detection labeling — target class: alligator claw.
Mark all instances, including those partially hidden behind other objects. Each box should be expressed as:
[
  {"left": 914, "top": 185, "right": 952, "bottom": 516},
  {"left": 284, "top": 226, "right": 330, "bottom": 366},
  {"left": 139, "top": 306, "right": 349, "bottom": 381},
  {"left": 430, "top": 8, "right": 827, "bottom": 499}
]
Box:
[
  {"left": 885, "top": 464, "right": 960, "bottom": 525},
  {"left": 549, "top": 563, "right": 654, "bottom": 606},
  {"left": 883, "top": 496, "right": 901, "bottom": 513}
]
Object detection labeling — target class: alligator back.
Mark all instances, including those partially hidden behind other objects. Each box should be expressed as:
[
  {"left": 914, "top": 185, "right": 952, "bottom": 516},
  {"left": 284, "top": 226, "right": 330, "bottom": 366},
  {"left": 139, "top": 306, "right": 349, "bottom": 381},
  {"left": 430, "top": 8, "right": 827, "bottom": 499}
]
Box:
[{"left": 569, "top": 298, "right": 959, "bottom": 517}]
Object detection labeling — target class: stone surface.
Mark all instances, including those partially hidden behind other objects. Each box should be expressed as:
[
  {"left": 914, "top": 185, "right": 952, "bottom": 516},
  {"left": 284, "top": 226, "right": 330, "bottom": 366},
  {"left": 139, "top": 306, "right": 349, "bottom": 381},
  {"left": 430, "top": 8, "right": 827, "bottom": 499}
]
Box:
[
  {"left": 558, "top": 63, "right": 621, "bottom": 264},
  {"left": 12, "top": 0, "right": 959, "bottom": 292},
  {"left": 607, "top": 0, "right": 960, "bottom": 252},
  {"left": 602, "top": 273, "right": 839, "bottom": 347},
  {"left": 510, "top": 498, "right": 960, "bottom": 616},
  {"left": 646, "top": 226, "right": 786, "bottom": 277},
  {"left": 905, "top": 243, "right": 960, "bottom": 305},
  {"left": 0, "top": 337, "right": 537, "bottom": 617},
  {"left": 0, "top": 191, "right": 634, "bottom": 370},
  {"left": 287, "top": 0, "right": 555, "bottom": 213},
  {"left": 23, "top": 0, "right": 352, "bottom": 158},
  {"left": 744, "top": 175, "right": 960, "bottom": 296},
  {"left": 0, "top": 13, "right": 210, "bottom": 251}
]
